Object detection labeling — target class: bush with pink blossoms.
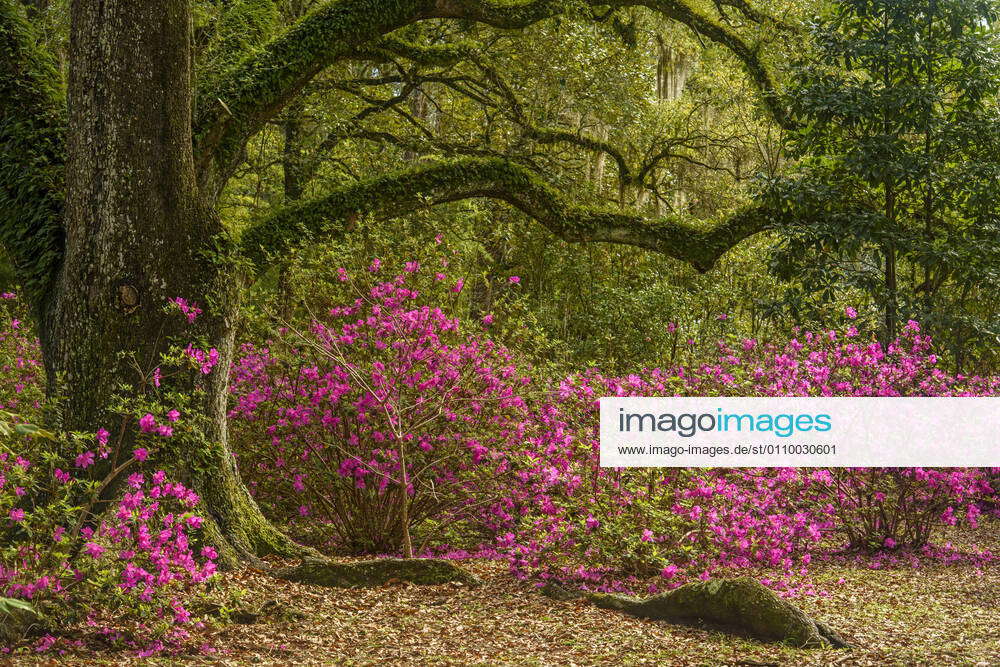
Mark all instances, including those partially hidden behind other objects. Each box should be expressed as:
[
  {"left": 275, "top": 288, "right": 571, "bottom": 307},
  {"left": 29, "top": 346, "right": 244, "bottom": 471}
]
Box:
[
  {"left": 0, "top": 296, "right": 219, "bottom": 654},
  {"left": 497, "top": 319, "right": 998, "bottom": 592},
  {"left": 0, "top": 426, "right": 217, "bottom": 652},
  {"left": 230, "top": 262, "right": 535, "bottom": 556},
  {"left": 228, "top": 268, "right": 997, "bottom": 592}
]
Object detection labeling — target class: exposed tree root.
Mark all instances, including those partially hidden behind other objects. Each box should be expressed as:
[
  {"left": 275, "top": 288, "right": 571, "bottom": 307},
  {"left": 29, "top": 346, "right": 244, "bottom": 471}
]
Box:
[{"left": 585, "top": 578, "right": 851, "bottom": 649}]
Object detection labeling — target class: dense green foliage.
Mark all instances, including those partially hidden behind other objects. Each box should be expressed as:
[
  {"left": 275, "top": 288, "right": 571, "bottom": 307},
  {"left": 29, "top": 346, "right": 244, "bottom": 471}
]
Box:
[
  {"left": 0, "top": 2, "right": 64, "bottom": 310},
  {"left": 770, "top": 0, "right": 1000, "bottom": 370}
]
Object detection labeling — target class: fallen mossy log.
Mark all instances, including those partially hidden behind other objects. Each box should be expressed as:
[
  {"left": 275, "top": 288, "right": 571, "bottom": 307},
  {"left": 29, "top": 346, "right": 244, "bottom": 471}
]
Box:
[
  {"left": 586, "top": 578, "right": 850, "bottom": 649},
  {"left": 273, "top": 557, "right": 482, "bottom": 589}
]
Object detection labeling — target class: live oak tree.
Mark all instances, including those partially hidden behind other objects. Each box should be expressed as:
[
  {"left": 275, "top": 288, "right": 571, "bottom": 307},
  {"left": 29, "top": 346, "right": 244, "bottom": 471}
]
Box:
[
  {"left": 0, "top": 0, "right": 794, "bottom": 564},
  {"left": 258, "top": 15, "right": 794, "bottom": 368}
]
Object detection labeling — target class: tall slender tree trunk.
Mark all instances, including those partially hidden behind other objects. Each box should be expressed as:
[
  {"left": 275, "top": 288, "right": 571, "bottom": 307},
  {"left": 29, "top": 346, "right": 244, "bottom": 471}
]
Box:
[
  {"left": 277, "top": 102, "right": 307, "bottom": 320},
  {"left": 42, "top": 0, "right": 299, "bottom": 566},
  {"left": 883, "top": 184, "right": 898, "bottom": 342}
]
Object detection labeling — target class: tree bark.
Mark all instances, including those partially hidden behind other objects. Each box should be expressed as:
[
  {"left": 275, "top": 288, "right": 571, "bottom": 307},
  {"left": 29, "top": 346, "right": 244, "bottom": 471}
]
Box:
[{"left": 45, "top": 0, "right": 300, "bottom": 566}]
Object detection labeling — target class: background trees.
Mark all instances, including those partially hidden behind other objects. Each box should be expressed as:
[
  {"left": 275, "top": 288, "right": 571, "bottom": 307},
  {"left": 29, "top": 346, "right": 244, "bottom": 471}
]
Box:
[{"left": 770, "top": 0, "right": 1000, "bottom": 370}]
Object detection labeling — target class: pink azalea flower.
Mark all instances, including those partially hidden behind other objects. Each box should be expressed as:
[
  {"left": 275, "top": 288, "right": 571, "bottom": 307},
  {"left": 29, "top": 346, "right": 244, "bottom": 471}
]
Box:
[
  {"left": 83, "top": 542, "right": 105, "bottom": 559},
  {"left": 138, "top": 413, "right": 156, "bottom": 433}
]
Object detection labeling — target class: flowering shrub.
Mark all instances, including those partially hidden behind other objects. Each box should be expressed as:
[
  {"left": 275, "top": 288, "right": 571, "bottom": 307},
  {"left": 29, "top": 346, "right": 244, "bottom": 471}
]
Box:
[
  {"left": 1, "top": 441, "right": 216, "bottom": 651},
  {"left": 0, "top": 294, "right": 218, "bottom": 654},
  {"left": 230, "top": 262, "right": 534, "bottom": 555},
  {"left": 229, "top": 264, "right": 997, "bottom": 593},
  {"left": 493, "top": 318, "right": 998, "bottom": 592},
  {"left": 0, "top": 419, "right": 218, "bottom": 644}
]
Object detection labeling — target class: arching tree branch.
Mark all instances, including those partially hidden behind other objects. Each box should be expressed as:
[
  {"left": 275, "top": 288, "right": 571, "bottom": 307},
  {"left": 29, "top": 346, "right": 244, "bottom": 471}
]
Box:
[
  {"left": 346, "top": 34, "right": 478, "bottom": 67},
  {"left": 196, "top": 0, "right": 793, "bottom": 197},
  {"left": 239, "top": 157, "right": 777, "bottom": 275}
]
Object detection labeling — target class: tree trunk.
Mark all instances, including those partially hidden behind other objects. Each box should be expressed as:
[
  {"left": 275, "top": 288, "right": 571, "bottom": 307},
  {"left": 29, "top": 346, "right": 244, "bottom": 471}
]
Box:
[
  {"left": 277, "top": 101, "right": 308, "bottom": 320},
  {"left": 44, "top": 0, "right": 299, "bottom": 566}
]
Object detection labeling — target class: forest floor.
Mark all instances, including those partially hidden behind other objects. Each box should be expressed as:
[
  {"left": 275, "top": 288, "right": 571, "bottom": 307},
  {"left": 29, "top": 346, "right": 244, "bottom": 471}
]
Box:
[{"left": 5, "top": 525, "right": 999, "bottom": 666}]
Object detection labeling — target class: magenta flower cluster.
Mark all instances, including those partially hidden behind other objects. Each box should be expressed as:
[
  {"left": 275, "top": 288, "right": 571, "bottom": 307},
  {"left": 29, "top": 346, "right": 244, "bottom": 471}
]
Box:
[
  {"left": 228, "top": 269, "right": 997, "bottom": 597},
  {"left": 1, "top": 453, "right": 216, "bottom": 642},
  {"left": 229, "top": 265, "right": 533, "bottom": 554}
]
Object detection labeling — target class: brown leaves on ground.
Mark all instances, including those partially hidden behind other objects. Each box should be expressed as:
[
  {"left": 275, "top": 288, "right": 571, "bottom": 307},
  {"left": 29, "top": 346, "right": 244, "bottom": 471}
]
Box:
[{"left": 6, "top": 525, "right": 999, "bottom": 666}]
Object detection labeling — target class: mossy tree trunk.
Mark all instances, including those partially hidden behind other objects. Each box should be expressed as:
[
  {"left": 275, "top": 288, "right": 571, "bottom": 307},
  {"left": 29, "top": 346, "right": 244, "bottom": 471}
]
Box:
[
  {"left": 38, "top": 0, "right": 298, "bottom": 566},
  {"left": 587, "top": 578, "right": 850, "bottom": 649}
]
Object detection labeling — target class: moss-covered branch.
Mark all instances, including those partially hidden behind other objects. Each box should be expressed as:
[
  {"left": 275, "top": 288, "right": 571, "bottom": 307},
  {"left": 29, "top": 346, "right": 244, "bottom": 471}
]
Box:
[
  {"left": 347, "top": 34, "right": 478, "bottom": 67},
  {"left": 0, "top": 0, "right": 65, "bottom": 310},
  {"left": 240, "top": 157, "right": 778, "bottom": 274},
  {"left": 196, "top": 0, "right": 793, "bottom": 197}
]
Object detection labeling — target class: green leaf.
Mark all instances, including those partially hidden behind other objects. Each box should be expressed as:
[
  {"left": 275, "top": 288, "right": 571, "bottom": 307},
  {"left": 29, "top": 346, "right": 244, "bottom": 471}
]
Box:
[{"left": 0, "top": 597, "right": 35, "bottom": 615}]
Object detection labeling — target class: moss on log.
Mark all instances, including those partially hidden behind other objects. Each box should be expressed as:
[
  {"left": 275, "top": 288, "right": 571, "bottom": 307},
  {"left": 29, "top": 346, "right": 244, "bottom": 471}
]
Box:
[
  {"left": 587, "top": 577, "right": 850, "bottom": 649},
  {"left": 273, "top": 557, "right": 482, "bottom": 589}
]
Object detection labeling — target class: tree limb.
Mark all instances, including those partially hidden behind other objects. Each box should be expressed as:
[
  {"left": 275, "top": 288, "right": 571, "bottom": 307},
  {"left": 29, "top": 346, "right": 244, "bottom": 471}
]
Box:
[{"left": 239, "top": 157, "right": 777, "bottom": 275}]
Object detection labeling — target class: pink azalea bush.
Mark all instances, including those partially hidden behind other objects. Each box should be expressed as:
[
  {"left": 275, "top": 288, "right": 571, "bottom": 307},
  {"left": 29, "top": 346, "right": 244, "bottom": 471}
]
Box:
[
  {"left": 1, "top": 433, "right": 217, "bottom": 653},
  {"left": 0, "top": 451, "right": 216, "bottom": 605},
  {"left": 229, "top": 263, "right": 534, "bottom": 555},
  {"left": 228, "top": 261, "right": 997, "bottom": 596},
  {"left": 0, "top": 295, "right": 217, "bottom": 655},
  {"left": 498, "top": 320, "right": 998, "bottom": 592}
]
